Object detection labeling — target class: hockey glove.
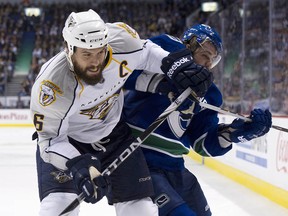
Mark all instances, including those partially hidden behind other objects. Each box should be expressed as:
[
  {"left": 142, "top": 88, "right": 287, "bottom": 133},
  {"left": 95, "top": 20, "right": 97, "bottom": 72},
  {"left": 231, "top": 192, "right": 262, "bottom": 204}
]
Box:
[
  {"left": 66, "top": 153, "right": 109, "bottom": 204},
  {"left": 154, "top": 77, "right": 178, "bottom": 96},
  {"left": 160, "top": 48, "right": 213, "bottom": 98},
  {"left": 218, "top": 109, "right": 272, "bottom": 143}
]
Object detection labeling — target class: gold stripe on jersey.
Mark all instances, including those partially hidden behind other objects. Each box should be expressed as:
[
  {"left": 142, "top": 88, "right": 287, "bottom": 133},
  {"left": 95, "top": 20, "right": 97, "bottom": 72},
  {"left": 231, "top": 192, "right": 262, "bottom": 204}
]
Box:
[
  {"left": 116, "top": 23, "right": 138, "bottom": 39},
  {"left": 104, "top": 45, "right": 113, "bottom": 69},
  {"left": 76, "top": 76, "right": 84, "bottom": 97},
  {"left": 112, "top": 57, "right": 133, "bottom": 77}
]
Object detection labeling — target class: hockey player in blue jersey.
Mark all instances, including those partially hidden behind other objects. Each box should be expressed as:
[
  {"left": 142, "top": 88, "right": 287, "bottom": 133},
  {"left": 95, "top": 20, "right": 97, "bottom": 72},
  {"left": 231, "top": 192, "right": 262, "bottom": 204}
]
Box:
[{"left": 123, "top": 24, "right": 272, "bottom": 216}]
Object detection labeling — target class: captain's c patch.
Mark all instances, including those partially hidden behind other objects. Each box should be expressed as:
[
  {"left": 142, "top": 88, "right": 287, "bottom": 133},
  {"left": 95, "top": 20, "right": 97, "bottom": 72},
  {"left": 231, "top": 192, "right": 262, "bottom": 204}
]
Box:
[{"left": 39, "top": 80, "right": 63, "bottom": 106}]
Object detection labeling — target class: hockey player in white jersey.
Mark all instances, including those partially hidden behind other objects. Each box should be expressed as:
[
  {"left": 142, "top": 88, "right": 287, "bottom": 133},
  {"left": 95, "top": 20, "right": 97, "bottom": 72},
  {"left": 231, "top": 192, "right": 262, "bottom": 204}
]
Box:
[{"left": 30, "top": 9, "right": 213, "bottom": 216}]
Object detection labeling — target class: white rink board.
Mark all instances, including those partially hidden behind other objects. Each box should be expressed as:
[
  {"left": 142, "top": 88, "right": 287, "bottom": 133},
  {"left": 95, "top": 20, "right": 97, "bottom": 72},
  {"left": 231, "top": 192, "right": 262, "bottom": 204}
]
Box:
[
  {"left": 217, "top": 114, "right": 288, "bottom": 191},
  {"left": 0, "top": 109, "right": 32, "bottom": 125},
  {"left": 0, "top": 109, "right": 287, "bottom": 191}
]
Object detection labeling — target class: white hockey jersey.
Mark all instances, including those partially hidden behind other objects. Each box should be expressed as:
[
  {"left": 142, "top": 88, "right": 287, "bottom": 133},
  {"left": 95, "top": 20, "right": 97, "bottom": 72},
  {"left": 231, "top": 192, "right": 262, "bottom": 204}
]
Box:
[{"left": 30, "top": 22, "right": 169, "bottom": 170}]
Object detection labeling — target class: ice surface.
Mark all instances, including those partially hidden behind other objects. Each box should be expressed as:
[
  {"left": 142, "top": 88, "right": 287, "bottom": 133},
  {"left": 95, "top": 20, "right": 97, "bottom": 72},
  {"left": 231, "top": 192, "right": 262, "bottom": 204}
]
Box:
[{"left": 1, "top": 127, "right": 287, "bottom": 216}]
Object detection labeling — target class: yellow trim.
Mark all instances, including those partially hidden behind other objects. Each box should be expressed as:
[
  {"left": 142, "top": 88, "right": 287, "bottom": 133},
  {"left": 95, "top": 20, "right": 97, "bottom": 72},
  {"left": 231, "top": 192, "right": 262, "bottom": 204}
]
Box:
[
  {"left": 41, "top": 80, "right": 63, "bottom": 95},
  {"left": 111, "top": 57, "right": 133, "bottom": 73},
  {"left": 74, "top": 75, "right": 84, "bottom": 97},
  {"left": 188, "top": 151, "right": 288, "bottom": 209},
  {"left": 0, "top": 124, "right": 34, "bottom": 127},
  {"left": 104, "top": 45, "right": 113, "bottom": 68},
  {"left": 116, "top": 23, "right": 138, "bottom": 38}
]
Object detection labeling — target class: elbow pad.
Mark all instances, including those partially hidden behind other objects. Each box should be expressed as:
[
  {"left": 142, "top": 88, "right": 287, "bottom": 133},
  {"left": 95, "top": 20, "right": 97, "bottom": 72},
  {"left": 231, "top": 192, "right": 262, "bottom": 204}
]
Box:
[{"left": 217, "top": 123, "right": 233, "bottom": 148}]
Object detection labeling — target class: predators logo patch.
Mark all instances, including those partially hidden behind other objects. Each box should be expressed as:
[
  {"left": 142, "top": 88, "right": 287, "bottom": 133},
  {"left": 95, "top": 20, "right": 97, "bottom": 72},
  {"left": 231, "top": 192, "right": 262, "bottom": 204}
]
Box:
[
  {"left": 80, "top": 94, "right": 119, "bottom": 120},
  {"left": 67, "top": 16, "right": 76, "bottom": 28},
  {"left": 51, "top": 171, "right": 72, "bottom": 183},
  {"left": 39, "top": 80, "right": 63, "bottom": 106}
]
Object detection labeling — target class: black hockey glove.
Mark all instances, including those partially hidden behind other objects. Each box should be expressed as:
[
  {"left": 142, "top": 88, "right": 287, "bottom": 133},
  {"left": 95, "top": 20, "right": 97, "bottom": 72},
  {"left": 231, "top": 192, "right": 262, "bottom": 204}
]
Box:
[
  {"left": 154, "top": 78, "right": 178, "bottom": 96},
  {"left": 66, "top": 153, "right": 109, "bottom": 204},
  {"left": 160, "top": 48, "right": 213, "bottom": 98},
  {"left": 218, "top": 109, "right": 272, "bottom": 143}
]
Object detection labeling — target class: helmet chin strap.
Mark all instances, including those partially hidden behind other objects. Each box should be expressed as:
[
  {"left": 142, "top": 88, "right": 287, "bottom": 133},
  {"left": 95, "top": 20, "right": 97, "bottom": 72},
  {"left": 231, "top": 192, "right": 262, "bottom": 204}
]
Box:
[{"left": 65, "top": 46, "right": 75, "bottom": 72}]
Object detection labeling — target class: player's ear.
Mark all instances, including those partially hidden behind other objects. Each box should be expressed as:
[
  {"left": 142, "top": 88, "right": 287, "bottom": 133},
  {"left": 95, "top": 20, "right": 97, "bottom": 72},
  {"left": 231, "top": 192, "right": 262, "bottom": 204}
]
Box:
[{"left": 188, "top": 37, "right": 199, "bottom": 53}]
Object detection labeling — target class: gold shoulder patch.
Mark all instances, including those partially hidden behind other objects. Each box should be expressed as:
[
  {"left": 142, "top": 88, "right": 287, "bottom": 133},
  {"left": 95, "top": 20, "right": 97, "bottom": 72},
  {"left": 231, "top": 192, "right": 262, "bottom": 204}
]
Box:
[
  {"left": 117, "top": 23, "right": 138, "bottom": 39},
  {"left": 39, "top": 80, "right": 63, "bottom": 106}
]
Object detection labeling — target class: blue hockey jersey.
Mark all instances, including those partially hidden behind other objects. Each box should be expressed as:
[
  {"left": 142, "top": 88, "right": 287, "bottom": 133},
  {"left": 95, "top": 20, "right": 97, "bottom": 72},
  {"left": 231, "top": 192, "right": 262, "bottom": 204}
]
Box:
[{"left": 123, "top": 34, "right": 232, "bottom": 171}]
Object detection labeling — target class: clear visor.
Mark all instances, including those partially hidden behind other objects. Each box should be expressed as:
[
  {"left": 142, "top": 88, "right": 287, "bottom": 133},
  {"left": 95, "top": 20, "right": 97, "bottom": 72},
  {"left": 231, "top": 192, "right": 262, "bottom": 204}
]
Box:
[
  {"left": 211, "top": 55, "right": 221, "bottom": 69},
  {"left": 197, "top": 38, "right": 222, "bottom": 69}
]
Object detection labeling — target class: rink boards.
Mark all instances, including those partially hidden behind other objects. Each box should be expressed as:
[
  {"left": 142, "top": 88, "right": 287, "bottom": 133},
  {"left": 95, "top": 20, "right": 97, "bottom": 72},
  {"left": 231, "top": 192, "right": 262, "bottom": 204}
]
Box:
[
  {"left": 0, "top": 109, "right": 287, "bottom": 209},
  {"left": 189, "top": 114, "right": 288, "bottom": 209}
]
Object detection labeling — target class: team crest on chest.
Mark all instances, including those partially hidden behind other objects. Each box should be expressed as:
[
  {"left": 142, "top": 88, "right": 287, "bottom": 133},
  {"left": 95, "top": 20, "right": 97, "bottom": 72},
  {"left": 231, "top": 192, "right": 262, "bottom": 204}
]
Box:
[
  {"left": 39, "top": 80, "right": 63, "bottom": 106},
  {"left": 80, "top": 93, "right": 119, "bottom": 120}
]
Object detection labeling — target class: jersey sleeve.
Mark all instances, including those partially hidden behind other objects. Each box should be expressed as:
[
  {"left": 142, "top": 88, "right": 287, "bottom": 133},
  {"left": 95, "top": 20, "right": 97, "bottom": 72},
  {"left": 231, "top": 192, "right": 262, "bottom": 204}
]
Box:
[
  {"left": 30, "top": 56, "right": 81, "bottom": 170},
  {"left": 180, "top": 85, "right": 232, "bottom": 157},
  {"left": 136, "top": 39, "right": 169, "bottom": 73},
  {"left": 108, "top": 22, "right": 169, "bottom": 79},
  {"left": 124, "top": 34, "right": 185, "bottom": 92}
]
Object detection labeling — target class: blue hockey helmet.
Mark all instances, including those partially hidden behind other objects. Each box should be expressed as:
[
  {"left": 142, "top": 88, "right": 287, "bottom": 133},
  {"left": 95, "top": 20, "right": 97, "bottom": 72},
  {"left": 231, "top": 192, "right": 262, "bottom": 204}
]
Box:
[{"left": 182, "top": 24, "right": 223, "bottom": 68}]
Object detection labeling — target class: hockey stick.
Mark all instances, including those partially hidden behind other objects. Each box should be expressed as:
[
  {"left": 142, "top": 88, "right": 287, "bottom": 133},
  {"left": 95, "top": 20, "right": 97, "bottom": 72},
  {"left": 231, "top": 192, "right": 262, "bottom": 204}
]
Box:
[
  {"left": 188, "top": 93, "right": 288, "bottom": 133},
  {"left": 59, "top": 87, "right": 193, "bottom": 216}
]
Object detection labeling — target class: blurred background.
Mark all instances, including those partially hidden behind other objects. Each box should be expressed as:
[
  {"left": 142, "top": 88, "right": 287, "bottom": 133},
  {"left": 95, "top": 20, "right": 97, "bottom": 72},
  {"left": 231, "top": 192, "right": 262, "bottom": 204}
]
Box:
[
  {"left": 0, "top": 1, "right": 287, "bottom": 215},
  {"left": 0, "top": 0, "right": 287, "bottom": 115}
]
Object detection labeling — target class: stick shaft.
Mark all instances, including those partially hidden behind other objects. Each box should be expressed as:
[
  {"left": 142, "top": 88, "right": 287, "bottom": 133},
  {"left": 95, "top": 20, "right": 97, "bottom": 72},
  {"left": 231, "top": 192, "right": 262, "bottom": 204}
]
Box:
[
  {"left": 189, "top": 93, "right": 288, "bottom": 133},
  {"left": 59, "top": 87, "right": 193, "bottom": 216},
  {"left": 198, "top": 100, "right": 251, "bottom": 121}
]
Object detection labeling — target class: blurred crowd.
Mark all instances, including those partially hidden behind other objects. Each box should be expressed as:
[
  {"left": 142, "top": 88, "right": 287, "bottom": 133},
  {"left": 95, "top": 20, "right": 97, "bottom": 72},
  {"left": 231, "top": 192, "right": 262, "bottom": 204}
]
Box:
[
  {"left": 0, "top": 3, "right": 23, "bottom": 96},
  {"left": 207, "top": 0, "right": 288, "bottom": 115},
  {"left": 0, "top": 0, "right": 287, "bottom": 115},
  {"left": 8, "top": 0, "right": 199, "bottom": 102}
]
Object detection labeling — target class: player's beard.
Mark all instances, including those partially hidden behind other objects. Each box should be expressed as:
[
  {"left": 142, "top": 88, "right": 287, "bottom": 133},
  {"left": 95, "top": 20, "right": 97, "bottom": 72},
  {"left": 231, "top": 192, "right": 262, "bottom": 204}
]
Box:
[{"left": 73, "top": 61, "right": 105, "bottom": 85}]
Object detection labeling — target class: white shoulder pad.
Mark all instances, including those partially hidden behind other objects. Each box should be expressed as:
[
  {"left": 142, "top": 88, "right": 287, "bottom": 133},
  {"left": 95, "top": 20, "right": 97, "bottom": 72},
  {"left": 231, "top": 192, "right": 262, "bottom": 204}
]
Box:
[
  {"left": 107, "top": 22, "right": 144, "bottom": 53},
  {"left": 30, "top": 52, "right": 77, "bottom": 119}
]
